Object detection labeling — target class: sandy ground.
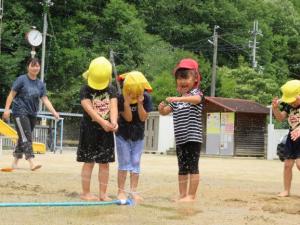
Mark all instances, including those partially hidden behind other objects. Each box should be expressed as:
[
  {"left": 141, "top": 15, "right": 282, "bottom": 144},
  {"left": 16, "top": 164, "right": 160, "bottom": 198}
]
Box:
[{"left": 0, "top": 150, "right": 300, "bottom": 225}]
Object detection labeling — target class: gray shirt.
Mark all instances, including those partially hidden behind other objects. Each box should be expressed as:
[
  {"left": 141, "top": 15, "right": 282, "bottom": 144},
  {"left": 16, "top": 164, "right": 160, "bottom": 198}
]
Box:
[{"left": 12, "top": 74, "right": 46, "bottom": 116}]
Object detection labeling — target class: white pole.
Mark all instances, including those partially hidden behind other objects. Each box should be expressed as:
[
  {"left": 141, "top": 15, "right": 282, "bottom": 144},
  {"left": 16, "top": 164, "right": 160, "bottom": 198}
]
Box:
[
  {"left": 39, "top": 0, "right": 53, "bottom": 112},
  {"left": 0, "top": 136, "right": 3, "bottom": 157},
  {"left": 0, "top": 0, "right": 4, "bottom": 55},
  {"left": 267, "top": 105, "right": 275, "bottom": 160},
  {"left": 40, "top": 12, "right": 47, "bottom": 83}
]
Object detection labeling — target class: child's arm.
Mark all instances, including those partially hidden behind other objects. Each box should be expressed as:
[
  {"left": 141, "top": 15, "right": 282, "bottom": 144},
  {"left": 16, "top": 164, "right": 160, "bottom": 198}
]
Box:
[
  {"left": 158, "top": 101, "right": 172, "bottom": 115},
  {"left": 272, "top": 97, "right": 287, "bottom": 122},
  {"left": 41, "top": 96, "right": 60, "bottom": 119},
  {"left": 81, "top": 99, "right": 114, "bottom": 132},
  {"left": 120, "top": 94, "right": 133, "bottom": 122},
  {"left": 110, "top": 97, "right": 118, "bottom": 131},
  {"left": 137, "top": 95, "right": 148, "bottom": 122},
  {"left": 166, "top": 95, "right": 201, "bottom": 105}
]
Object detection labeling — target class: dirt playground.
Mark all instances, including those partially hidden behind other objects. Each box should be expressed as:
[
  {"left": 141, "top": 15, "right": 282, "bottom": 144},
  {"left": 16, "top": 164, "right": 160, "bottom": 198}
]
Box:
[{"left": 0, "top": 150, "right": 300, "bottom": 225}]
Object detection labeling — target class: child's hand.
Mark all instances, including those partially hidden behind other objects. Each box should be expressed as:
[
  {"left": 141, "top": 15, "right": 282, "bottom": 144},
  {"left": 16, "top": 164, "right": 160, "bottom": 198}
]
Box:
[
  {"left": 272, "top": 97, "right": 280, "bottom": 109},
  {"left": 166, "top": 97, "right": 178, "bottom": 103},
  {"left": 291, "top": 127, "right": 300, "bottom": 141},
  {"left": 137, "top": 94, "right": 144, "bottom": 104},
  {"left": 158, "top": 101, "right": 166, "bottom": 112},
  {"left": 124, "top": 93, "right": 132, "bottom": 105},
  {"left": 111, "top": 122, "right": 118, "bottom": 132},
  {"left": 102, "top": 120, "right": 114, "bottom": 132}
]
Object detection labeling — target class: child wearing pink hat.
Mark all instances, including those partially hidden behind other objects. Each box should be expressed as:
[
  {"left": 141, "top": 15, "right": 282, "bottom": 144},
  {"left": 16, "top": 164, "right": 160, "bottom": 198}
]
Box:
[{"left": 158, "top": 58, "right": 204, "bottom": 202}]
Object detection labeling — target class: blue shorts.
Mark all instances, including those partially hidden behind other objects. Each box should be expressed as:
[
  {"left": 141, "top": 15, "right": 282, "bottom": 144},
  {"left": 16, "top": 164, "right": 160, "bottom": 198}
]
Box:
[{"left": 116, "top": 135, "right": 144, "bottom": 173}]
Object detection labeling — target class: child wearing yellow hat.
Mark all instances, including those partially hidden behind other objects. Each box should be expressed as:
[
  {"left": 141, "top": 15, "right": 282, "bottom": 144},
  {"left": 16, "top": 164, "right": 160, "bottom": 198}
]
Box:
[
  {"left": 77, "top": 57, "right": 118, "bottom": 201},
  {"left": 272, "top": 79, "right": 300, "bottom": 197},
  {"left": 115, "top": 71, "right": 153, "bottom": 203}
]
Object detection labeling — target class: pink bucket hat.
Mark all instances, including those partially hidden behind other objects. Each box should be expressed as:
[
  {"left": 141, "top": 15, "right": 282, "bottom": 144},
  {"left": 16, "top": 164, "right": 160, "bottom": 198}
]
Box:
[{"left": 173, "top": 58, "right": 202, "bottom": 87}]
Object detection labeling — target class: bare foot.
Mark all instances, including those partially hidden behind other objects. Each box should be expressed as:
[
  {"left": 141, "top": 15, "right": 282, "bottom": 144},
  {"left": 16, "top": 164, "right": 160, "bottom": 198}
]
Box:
[
  {"left": 31, "top": 165, "right": 42, "bottom": 171},
  {"left": 132, "top": 194, "right": 143, "bottom": 204},
  {"left": 80, "top": 193, "right": 98, "bottom": 201},
  {"left": 278, "top": 191, "right": 289, "bottom": 197},
  {"left": 99, "top": 195, "right": 112, "bottom": 201},
  {"left": 117, "top": 192, "right": 128, "bottom": 201},
  {"left": 177, "top": 195, "right": 196, "bottom": 203}
]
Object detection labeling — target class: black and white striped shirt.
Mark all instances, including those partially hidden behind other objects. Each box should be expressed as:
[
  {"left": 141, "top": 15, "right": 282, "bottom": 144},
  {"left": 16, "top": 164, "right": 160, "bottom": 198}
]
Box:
[{"left": 170, "top": 88, "right": 203, "bottom": 145}]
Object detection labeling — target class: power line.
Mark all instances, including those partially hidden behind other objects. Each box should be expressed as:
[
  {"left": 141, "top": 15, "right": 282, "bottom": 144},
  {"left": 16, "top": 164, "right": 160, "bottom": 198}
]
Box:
[
  {"left": 175, "top": 37, "right": 212, "bottom": 48},
  {"left": 218, "top": 37, "right": 249, "bottom": 55}
]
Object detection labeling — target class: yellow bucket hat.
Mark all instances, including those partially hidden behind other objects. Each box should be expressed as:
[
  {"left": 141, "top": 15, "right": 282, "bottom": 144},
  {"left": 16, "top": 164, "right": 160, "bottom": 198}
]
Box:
[
  {"left": 280, "top": 80, "right": 300, "bottom": 103},
  {"left": 82, "top": 57, "right": 112, "bottom": 90},
  {"left": 119, "top": 71, "right": 152, "bottom": 104}
]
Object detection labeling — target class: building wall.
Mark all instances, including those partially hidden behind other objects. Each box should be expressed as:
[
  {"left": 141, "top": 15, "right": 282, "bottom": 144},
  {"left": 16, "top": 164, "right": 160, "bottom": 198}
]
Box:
[
  {"left": 202, "top": 104, "right": 229, "bottom": 153},
  {"left": 235, "top": 113, "right": 267, "bottom": 156},
  {"left": 267, "top": 126, "right": 289, "bottom": 160},
  {"left": 144, "top": 112, "right": 174, "bottom": 153},
  {"left": 203, "top": 102, "right": 268, "bottom": 157},
  {"left": 157, "top": 114, "right": 174, "bottom": 152}
]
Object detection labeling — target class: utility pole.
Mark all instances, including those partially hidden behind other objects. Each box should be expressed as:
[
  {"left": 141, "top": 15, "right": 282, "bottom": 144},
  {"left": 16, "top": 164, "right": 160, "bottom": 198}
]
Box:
[
  {"left": 249, "top": 20, "right": 262, "bottom": 69},
  {"left": 39, "top": 0, "right": 53, "bottom": 113},
  {"left": 110, "top": 50, "right": 121, "bottom": 94},
  {"left": 209, "top": 25, "right": 219, "bottom": 97},
  {"left": 40, "top": 0, "right": 53, "bottom": 83},
  {"left": 0, "top": 0, "right": 4, "bottom": 55}
]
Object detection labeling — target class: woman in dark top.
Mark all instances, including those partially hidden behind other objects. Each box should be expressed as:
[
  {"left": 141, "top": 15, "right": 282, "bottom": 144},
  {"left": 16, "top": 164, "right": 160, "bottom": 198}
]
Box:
[{"left": 2, "top": 58, "right": 59, "bottom": 171}]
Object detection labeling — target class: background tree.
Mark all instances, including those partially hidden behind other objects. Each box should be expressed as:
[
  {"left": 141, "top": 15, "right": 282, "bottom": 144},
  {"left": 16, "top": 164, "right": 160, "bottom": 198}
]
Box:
[{"left": 0, "top": 0, "right": 299, "bottom": 111}]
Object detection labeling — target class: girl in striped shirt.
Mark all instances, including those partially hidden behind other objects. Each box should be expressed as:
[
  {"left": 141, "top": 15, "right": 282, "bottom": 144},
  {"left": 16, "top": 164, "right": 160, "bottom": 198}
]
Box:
[{"left": 158, "top": 58, "right": 204, "bottom": 202}]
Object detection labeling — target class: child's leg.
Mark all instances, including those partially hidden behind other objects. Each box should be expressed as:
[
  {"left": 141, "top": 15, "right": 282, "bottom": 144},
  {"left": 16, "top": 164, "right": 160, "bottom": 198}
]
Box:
[
  {"left": 296, "top": 158, "right": 300, "bottom": 171},
  {"left": 130, "top": 140, "right": 144, "bottom": 202},
  {"left": 98, "top": 163, "right": 111, "bottom": 201},
  {"left": 130, "top": 172, "right": 144, "bottom": 202},
  {"left": 178, "top": 142, "right": 201, "bottom": 202},
  {"left": 116, "top": 136, "right": 132, "bottom": 200},
  {"left": 117, "top": 170, "right": 128, "bottom": 200},
  {"left": 176, "top": 144, "right": 189, "bottom": 199},
  {"left": 188, "top": 174, "right": 199, "bottom": 198},
  {"left": 278, "top": 159, "right": 294, "bottom": 197},
  {"left": 80, "top": 162, "right": 97, "bottom": 200},
  {"left": 178, "top": 175, "right": 188, "bottom": 199}
]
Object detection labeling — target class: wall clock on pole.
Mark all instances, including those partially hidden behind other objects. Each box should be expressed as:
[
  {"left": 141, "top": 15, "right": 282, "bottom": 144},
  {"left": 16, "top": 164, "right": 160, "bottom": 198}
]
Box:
[{"left": 26, "top": 27, "right": 43, "bottom": 58}]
